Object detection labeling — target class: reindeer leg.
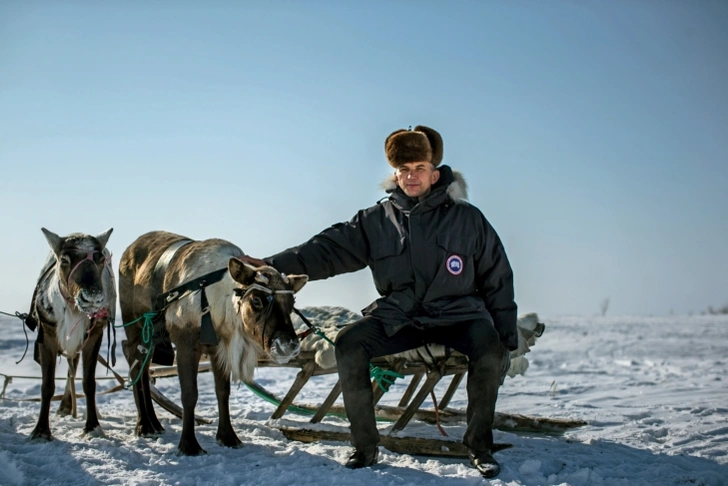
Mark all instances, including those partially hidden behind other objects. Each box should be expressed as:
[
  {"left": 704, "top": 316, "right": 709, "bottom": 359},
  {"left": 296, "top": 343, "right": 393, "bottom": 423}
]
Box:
[
  {"left": 123, "top": 337, "right": 162, "bottom": 437},
  {"left": 124, "top": 318, "right": 166, "bottom": 436},
  {"left": 81, "top": 324, "right": 105, "bottom": 435},
  {"left": 176, "top": 335, "right": 205, "bottom": 456},
  {"left": 142, "top": 350, "right": 165, "bottom": 435},
  {"left": 135, "top": 354, "right": 165, "bottom": 435},
  {"left": 58, "top": 354, "right": 80, "bottom": 418},
  {"left": 211, "top": 354, "right": 242, "bottom": 448},
  {"left": 29, "top": 331, "right": 58, "bottom": 442}
]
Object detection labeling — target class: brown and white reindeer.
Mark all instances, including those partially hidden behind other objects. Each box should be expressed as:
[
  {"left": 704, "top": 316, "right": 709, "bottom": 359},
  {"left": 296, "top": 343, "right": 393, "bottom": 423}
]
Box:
[
  {"left": 118, "top": 231, "right": 307, "bottom": 456},
  {"left": 28, "top": 228, "right": 115, "bottom": 441}
]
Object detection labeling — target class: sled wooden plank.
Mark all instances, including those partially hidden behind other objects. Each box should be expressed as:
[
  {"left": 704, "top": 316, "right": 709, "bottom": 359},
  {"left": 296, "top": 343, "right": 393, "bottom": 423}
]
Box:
[
  {"left": 251, "top": 379, "right": 587, "bottom": 433},
  {"left": 148, "top": 362, "right": 212, "bottom": 379},
  {"left": 271, "top": 359, "right": 316, "bottom": 419},
  {"left": 489, "top": 411, "right": 587, "bottom": 433},
  {"left": 391, "top": 366, "right": 443, "bottom": 433},
  {"left": 380, "top": 405, "right": 586, "bottom": 433},
  {"left": 97, "top": 355, "right": 126, "bottom": 386},
  {"left": 149, "top": 382, "right": 212, "bottom": 425},
  {"left": 276, "top": 426, "right": 512, "bottom": 458},
  {"left": 398, "top": 371, "right": 424, "bottom": 408},
  {"left": 438, "top": 372, "right": 465, "bottom": 410},
  {"left": 97, "top": 355, "right": 211, "bottom": 425},
  {"left": 3, "top": 356, "right": 126, "bottom": 403},
  {"left": 310, "top": 380, "right": 342, "bottom": 424},
  {"left": 310, "top": 358, "right": 408, "bottom": 424},
  {"left": 375, "top": 403, "right": 586, "bottom": 433},
  {"left": 1, "top": 384, "right": 126, "bottom": 403}
]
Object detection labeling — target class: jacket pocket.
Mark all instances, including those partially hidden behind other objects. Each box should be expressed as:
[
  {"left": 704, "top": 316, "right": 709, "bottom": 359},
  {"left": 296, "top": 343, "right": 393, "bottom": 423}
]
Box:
[
  {"left": 371, "top": 238, "right": 404, "bottom": 260},
  {"left": 370, "top": 238, "right": 407, "bottom": 296},
  {"left": 436, "top": 233, "right": 476, "bottom": 257},
  {"left": 429, "top": 233, "right": 478, "bottom": 299}
]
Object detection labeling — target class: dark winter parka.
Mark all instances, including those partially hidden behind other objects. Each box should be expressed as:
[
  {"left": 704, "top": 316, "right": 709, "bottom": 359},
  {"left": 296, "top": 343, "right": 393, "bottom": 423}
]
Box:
[{"left": 266, "top": 165, "right": 518, "bottom": 350}]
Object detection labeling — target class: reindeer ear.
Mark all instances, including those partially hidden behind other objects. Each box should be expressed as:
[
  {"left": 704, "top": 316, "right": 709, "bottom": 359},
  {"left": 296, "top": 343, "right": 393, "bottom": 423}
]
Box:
[
  {"left": 95, "top": 228, "right": 113, "bottom": 250},
  {"left": 286, "top": 274, "right": 309, "bottom": 294},
  {"left": 228, "top": 258, "right": 257, "bottom": 285},
  {"left": 41, "top": 228, "right": 63, "bottom": 257}
]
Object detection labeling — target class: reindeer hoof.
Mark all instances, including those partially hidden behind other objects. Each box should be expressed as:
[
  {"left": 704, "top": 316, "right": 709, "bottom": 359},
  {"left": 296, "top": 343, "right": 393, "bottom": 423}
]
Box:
[
  {"left": 177, "top": 442, "right": 207, "bottom": 456},
  {"left": 216, "top": 434, "right": 243, "bottom": 449},
  {"left": 28, "top": 428, "right": 53, "bottom": 443},
  {"left": 56, "top": 404, "right": 75, "bottom": 418},
  {"left": 136, "top": 424, "right": 165, "bottom": 437}
]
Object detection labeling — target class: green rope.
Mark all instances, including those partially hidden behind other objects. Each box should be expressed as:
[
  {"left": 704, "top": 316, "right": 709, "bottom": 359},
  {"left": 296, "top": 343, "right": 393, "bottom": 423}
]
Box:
[
  {"left": 244, "top": 381, "right": 346, "bottom": 419},
  {"left": 313, "top": 328, "right": 335, "bottom": 346},
  {"left": 310, "top": 327, "right": 404, "bottom": 393},
  {"left": 370, "top": 365, "right": 404, "bottom": 392},
  {"left": 114, "top": 312, "right": 158, "bottom": 388},
  {"left": 243, "top": 381, "right": 393, "bottom": 422}
]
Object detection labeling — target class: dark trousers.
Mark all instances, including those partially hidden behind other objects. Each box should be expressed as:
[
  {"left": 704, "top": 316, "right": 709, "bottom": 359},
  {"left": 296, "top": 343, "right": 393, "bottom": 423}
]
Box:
[{"left": 334, "top": 316, "right": 509, "bottom": 452}]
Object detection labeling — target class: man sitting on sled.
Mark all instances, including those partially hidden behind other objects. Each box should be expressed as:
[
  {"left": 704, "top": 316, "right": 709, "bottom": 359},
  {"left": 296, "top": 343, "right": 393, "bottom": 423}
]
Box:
[{"left": 244, "top": 125, "right": 517, "bottom": 478}]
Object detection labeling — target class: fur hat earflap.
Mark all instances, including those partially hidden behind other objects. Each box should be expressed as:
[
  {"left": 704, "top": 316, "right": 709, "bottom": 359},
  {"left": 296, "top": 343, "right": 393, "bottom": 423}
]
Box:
[{"left": 385, "top": 125, "right": 444, "bottom": 168}]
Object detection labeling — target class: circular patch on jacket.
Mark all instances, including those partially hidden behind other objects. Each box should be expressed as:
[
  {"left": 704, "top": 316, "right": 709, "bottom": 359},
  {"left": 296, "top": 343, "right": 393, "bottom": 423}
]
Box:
[{"left": 446, "top": 255, "right": 463, "bottom": 275}]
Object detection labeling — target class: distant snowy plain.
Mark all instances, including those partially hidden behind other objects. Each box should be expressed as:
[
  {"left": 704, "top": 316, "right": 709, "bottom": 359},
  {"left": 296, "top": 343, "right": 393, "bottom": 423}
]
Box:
[{"left": 1, "top": 311, "right": 726, "bottom": 485}]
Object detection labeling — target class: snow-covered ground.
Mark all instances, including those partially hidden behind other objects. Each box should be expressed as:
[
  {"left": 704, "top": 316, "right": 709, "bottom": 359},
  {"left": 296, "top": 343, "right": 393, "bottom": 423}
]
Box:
[{"left": 1, "top": 311, "right": 726, "bottom": 485}]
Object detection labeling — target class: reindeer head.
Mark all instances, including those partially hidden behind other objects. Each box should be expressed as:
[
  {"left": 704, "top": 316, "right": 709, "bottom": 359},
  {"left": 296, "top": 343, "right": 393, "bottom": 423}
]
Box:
[
  {"left": 42, "top": 227, "right": 112, "bottom": 314},
  {"left": 228, "top": 258, "right": 307, "bottom": 364}
]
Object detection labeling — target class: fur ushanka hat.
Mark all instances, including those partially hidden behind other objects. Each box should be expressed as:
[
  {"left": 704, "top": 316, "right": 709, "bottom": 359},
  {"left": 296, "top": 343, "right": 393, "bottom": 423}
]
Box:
[{"left": 384, "top": 125, "right": 443, "bottom": 168}]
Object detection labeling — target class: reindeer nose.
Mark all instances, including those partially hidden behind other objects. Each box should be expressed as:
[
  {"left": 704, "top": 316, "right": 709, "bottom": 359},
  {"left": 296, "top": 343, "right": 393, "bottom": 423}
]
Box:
[
  {"left": 81, "top": 289, "right": 104, "bottom": 303},
  {"left": 78, "top": 289, "right": 104, "bottom": 311},
  {"left": 270, "top": 337, "right": 301, "bottom": 363}
]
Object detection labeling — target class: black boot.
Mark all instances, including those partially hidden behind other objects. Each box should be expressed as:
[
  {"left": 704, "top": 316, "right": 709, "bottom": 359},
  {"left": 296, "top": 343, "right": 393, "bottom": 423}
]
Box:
[
  {"left": 344, "top": 445, "right": 379, "bottom": 469},
  {"left": 468, "top": 449, "right": 500, "bottom": 478}
]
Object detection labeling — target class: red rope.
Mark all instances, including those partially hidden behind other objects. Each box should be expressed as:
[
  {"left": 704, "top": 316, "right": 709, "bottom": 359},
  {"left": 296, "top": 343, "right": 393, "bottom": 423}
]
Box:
[{"left": 427, "top": 374, "right": 448, "bottom": 437}]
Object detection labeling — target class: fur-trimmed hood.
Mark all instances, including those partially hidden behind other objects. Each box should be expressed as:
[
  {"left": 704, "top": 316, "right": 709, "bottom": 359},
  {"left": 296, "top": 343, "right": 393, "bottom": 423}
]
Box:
[{"left": 380, "top": 164, "right": 469, "bottom": 204}]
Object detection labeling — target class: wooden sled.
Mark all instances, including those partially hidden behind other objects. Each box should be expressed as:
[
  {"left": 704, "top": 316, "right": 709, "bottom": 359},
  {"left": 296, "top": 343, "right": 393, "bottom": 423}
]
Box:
[
  {"left": 3, "top": 350, "right": 585, "bottom": 458},
  {"left": 143, "top": 350, "right": 586, "bottom": 457}
]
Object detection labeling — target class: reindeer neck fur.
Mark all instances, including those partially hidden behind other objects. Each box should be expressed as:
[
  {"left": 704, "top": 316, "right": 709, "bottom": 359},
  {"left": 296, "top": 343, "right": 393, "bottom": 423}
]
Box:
[{"left": 164, "top": 242, "right": 260, "bottom": 383}]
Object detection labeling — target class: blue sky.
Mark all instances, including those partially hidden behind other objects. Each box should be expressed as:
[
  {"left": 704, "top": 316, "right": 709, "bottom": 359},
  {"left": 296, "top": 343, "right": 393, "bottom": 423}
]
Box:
[{"left": 1, "top": 1, "right": 726, "bottom": 317}]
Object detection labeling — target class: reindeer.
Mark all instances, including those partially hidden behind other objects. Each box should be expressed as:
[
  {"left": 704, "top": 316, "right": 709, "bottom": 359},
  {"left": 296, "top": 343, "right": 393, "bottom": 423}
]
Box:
[
  {"left": 118, "top": 231, "right": 307, "bottom": 456},
  {"left": 28, "top": 228, "right": 115, "bottom": 441}
]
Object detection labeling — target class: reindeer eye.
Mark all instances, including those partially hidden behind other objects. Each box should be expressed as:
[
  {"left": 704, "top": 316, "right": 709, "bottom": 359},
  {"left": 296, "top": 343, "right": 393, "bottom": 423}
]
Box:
[
  {"left": 60, "top": 255, "right": 71, "bottom": 265},
  {"left": 251, "top": 296, "right": 263, "bottom": 308}
]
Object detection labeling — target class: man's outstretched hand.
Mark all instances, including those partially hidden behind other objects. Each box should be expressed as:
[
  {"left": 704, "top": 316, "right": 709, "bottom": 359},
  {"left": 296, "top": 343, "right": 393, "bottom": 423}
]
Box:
[{"left": 239, "top": 255, "right": 268, "bottom": 267}]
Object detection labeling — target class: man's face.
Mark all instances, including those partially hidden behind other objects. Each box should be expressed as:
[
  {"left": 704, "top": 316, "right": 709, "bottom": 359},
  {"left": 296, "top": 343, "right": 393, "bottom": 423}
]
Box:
[{"left": 395, "top": 161, "right": 440, "bottom": 198}]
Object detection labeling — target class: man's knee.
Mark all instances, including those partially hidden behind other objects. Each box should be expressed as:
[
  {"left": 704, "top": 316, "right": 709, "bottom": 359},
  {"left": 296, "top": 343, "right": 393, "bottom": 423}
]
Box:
[
  {"left": 334, "top": 321, "right": 370, "bottom": 364},
  {"left": 467, "top": 322, "right": 503, "bottom": 359},
  {"left": 334, "top": 325, "right": 356, "bottom": 356},
  {"left": 462, "top": 328, "right": 508, "bottom": 384}
]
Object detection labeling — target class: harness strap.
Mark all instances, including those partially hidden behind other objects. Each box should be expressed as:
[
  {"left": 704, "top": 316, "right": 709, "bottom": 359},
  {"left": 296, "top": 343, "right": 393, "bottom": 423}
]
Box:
[
  {"left": 199, "top": 287, "right": 218, "bottom": 345},
  {"left": 65, "top": 250, "right": 105, "bottom": 289},
  {"left": 155, "top": 267, "right": 229, "bottom": 310},
  {"left": 106, "top": 313, "right": 116, "bottom": 367},
  {"left": 155, "top": 267, "right": 228, "bottom": 347}
]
